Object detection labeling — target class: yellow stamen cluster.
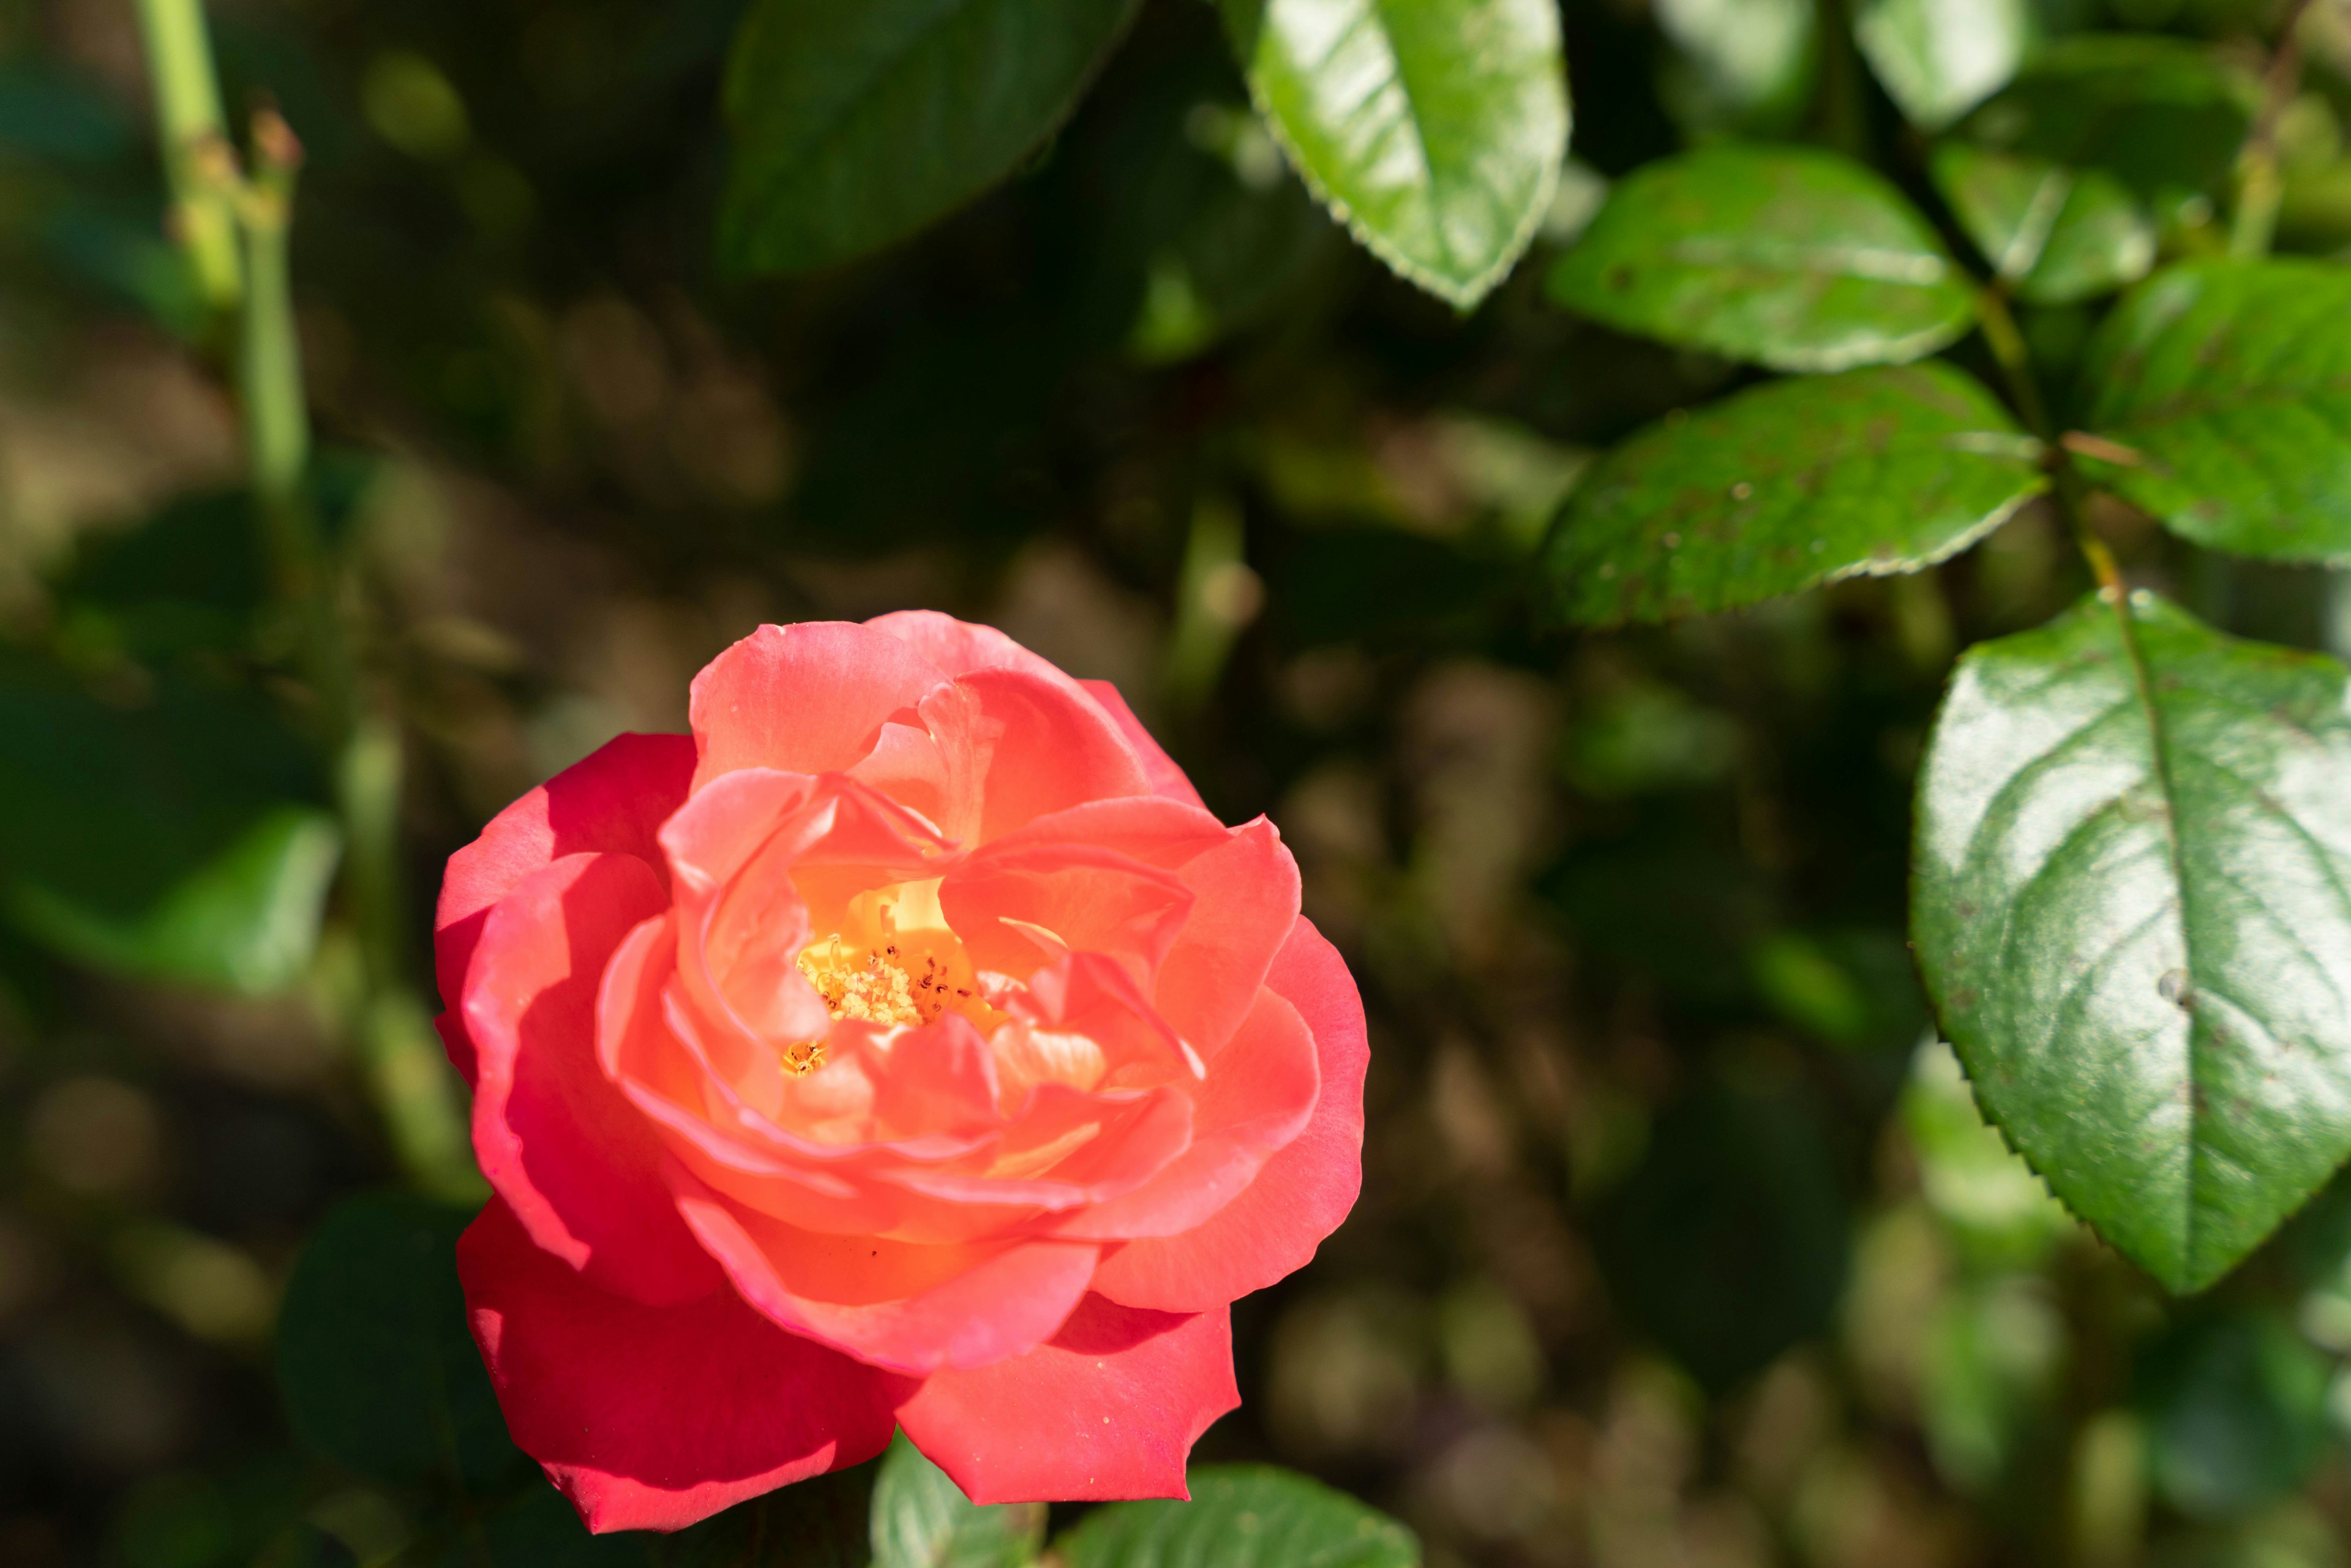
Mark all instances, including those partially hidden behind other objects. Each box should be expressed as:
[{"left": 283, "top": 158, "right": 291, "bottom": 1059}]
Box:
[{"left": 798, "top": 939, "right": 942, "bottom": 1029}]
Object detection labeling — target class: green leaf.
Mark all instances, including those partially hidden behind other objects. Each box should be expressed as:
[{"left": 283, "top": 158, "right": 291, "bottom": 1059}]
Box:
[
  {"left": 1541, "top": 364, "right": 2044, "bottom": 625},
  {"left": 1912, "top": 591, "right": 2351, "bottom": 1293},
  {"left": 1547, "top": 146, "right": 1974, "bottom": 372},
  {"left": 1960, "top": 34, "right": 2254, "bottom": 198},
  {"left": 2141, "top": 1312, "right": 2331, "bottom": 1518},
  {"left": 870, "top": 1433, "right": 1043, "bottom": 1568},
  {"left": 1930, "top": 143, "right": 2153, "bottom": 305},
  {"left": 656, "top": 1468, "right": 875, "bottom": 1568},
  {"left": 1654, "top": 0, "right": 1817, "bottom": 137},
  {"left": 276, "top": 1193, "right": 522, "bottom": 1488},
  {"left": 0, "top": 666, "right": 338, "bottom": 994},
  {"left": 1221, "top": 0, "right": 1569, "bottom": 309},
  {"left": 2075, "top": 259, "right": 2351, "bottom": 562},
  {"left": 1853, "top": 0, "right": 2030, "bottom": 130},
  {"left": 719, "top": 0, "right": 1142, "bottom": 274},
  {"left": 1054, "top": 1466, "right": 1419, "bottom": 1568}
]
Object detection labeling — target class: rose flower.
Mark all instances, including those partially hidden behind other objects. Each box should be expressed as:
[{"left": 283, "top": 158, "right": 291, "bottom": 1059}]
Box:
[{"left": 433, "top": 613, "right": 1367, "bottom": 1532}]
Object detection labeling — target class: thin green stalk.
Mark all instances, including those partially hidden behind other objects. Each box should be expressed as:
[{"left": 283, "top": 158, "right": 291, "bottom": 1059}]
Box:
[
  {"left": 2232, "top": 0, "right": 2319, "bottom": 259},
  {"left": 132, "top": 0, "right": 241, "bottom": 309}
]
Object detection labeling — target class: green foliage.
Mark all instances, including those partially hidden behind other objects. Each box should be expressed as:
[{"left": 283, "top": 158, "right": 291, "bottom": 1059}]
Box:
[
  {"left": 1054, "top": 1466, "right": 1420, "bottom": 1568},
  {"left": 1542, "top": 364, "right": 2044, "bottom": 625},
  {"left": 1547, "top": 145, "right": 1976, "bottom": 372},
  {"left": 1913, "top": 593, "right": 2351, "bottom": 1293},
  {"left": 2075, "top": 260, "right": 2351, "bottom": 562},
  {"left": 1220, "top": 0, "right": 1569, "bottom": 309},
  {"left": 0, "top": 665, "right": 338, "bottom": 994},
  {"left": 2141, "top": 1312, "right": 2333, "bottom": 1518},
  {"left": 1960, "top": 34, "right": 2255, "bottom": 198},
  {"left": 275, "top": 1194, "right": 522, "bottom": 1489},
  {"left": 871, "top": 1434, "right": 1044, "bottom": 1568},
  {"left": 1930, "top": 143, "right": 2153, "bottom": 305},
  {"left": 1852, "top": 0, "right": 2030, "bottom": 131},
  {"left": 719, "top": 0, "right": 1143, "bottom": 274}
]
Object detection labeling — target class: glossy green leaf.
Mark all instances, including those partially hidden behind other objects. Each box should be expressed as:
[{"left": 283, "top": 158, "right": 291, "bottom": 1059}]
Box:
[
  {"left": 1547, "top": 146, "right": 1974, "bottom": 371},
  {"left": 1542, "top": 364, "right": 2044, "bottom": 625},
  {"left": 871, "top": 1433, "right": 1043, "bottom": 1568},
  {"left": 1913, "top": 591, "right": 2351, "bottom": 1293},
  {"left": 1654, "top": 0, "right": 1817, "bottom": 137},
  {"left": 1854, "top": 0, "right": 2030, "bottom": 130},
  {"left": 719, "top": 0, "right": 1142, "bottom": 274},
  {"left": 2075, "top": 260, "right": 2351, "bottom": 561},
  {"left": 0, "top": 667, "right": 337, "bottom": 994},
  {"left": 1930, "top": 143, "right": 2153, "bottom": 304},
  {"left": 276, "top": 1194, "right": 522, "bottom": 1488},
  {"left": 1221, "top": 0, "right": 1569, "bottom": 309},
  {"left": 1961, "top": 34, "right": 2254, "bottom": 197},
  {"left": 1054, "top": 1466, "right": 1419, "bottom": 1568}
]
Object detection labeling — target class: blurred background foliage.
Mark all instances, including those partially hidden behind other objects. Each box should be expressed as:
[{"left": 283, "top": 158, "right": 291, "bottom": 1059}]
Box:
[{"left": 0, "top": 0, "right": 2349, "bottom": 1564}]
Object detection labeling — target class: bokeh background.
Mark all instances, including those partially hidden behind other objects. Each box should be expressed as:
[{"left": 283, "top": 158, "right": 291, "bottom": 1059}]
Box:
[{"left": 6, "top": 0, "right": 2351, "bottom": 1564}]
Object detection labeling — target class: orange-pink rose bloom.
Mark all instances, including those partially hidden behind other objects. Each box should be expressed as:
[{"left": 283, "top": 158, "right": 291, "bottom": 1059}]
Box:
[{"left": 433, "top": 613, "right": 1367, "bottom": 1531}]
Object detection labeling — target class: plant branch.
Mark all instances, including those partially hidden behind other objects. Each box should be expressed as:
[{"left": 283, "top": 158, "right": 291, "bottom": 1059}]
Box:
[
  {"left": 132, "top": 0, "right": 242, "bottom": 310},
  {"left": 2232, "top": 0, "right": 2320, "bottom": 258}
]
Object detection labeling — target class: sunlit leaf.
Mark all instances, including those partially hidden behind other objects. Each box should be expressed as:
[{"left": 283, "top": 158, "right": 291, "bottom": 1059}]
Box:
[
  {"left": 1542, "top": 364, "right": 2044, "bottom": 625},
  {"left": 719, "top": 0, "right": 1143, "bottom": 274},
  {"left": 1930, "top": 143, "right": 2153, "bottom": 304},
  {"left": 1854, "top": 0, "right": 2030, "bottom": 130},
  {"left": 1913, "top": 592, "right": 2351, "bottom": 1293},
  {"left": 2075, "top": 259, "right": 2351, "bottom": 561},
  {"left": 1054, "top": 1466, "right": 1419, "bottom": 1568},
  {"left": 1547, "top": 145, "right": 1974, "bottom": 371},
  {"left": 1654, "top": 0, "right": 1817, "bottom": 136},
  {"left": 1221, "top": 0, "right": 1570, "bottom": 309},
  {"left": 871, "top": 1433, "right": 1043, "bottom": 1568}
]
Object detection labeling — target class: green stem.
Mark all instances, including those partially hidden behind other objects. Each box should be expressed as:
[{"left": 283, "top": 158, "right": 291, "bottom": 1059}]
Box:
[
  {"left": 132, "top": 0, "right": 241, "bottom": 309},
  {"left": 2231, "top": 0, "right": 2317, "bottom": 259},
  {"left": 1976, "top": 285, "right": 2052, "bottom": 441}
]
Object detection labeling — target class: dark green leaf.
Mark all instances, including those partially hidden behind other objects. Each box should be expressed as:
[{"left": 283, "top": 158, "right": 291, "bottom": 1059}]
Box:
[
  {"left": 719, "top": 0, "right": 1142, "bottom": 274},
  {"left": 1913, "top": 591, "right": 2351, "bottom": 1293},
  {"left": 1853, "top": 0, "right": 2030, "bottom": 130},
  {"left": 1054, "top": 1466, "right": 1419, "bottom": 1568},
  {"left": 2076, "top": 259, "right": 2351, "bottom": 562},
  {"left": 1547, "top": 146, "right": 1974, "bottom": 371},
  {"left": 1930, "top": 143, "right": 2153, "bottom": 304},
  {"left": 1960, "top": 34, "right": 2254, "bottom": 198},
  {"left": 0, "top": 666, "right": 338, "bottom": 994},
  {"left": 1542, "top": 364, "right": 2044, "bottom": 625},
  {"left": 1221, "top": 0, "right": 1569, "bottom": 309},
  {"left": 2140, "top": 1312, "right": 2331, "bottom": 1518},
  {"left": 276, "top": 1193, "right": 521, "bottom": 1488},
  {"left": 870, "top": 1433, "right": 1041, "bottom": 1568}
]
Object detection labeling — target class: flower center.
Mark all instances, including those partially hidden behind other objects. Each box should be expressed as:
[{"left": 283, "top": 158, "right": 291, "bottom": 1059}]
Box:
[{"left": 789, "top": 879, "right": 988, "bottom": 1075}]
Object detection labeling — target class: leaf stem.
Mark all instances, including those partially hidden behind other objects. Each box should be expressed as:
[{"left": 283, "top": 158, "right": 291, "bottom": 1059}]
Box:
[
  {"left": 1974, "top": 284, "right": 2052, "bottom": 440},
  {"left": 2231, "top": 0, "right": 2318, "bottom": 260},
  {"left": 131, "top": 0, "right": 242, "bottom": 310}
]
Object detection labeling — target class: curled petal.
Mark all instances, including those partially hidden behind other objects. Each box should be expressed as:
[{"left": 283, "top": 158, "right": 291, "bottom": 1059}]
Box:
[
  {"left": 435, "top": 733, "right": 695, "bottom": 1081},
  {"left": 1154, "top": 819, "right": 1302, "bottom": 1059},
  {"left": 910, "top": 669, "right": 1151, "bottom": 846},
  {"left": 465, "top": 853, "right": 721, "bottom": 1305},
  {"left": 1089, "top": 919, "right": 1368, "bottom": 1311},
  {"left": 689, "top": 622, "right": 948, "bottom": 789},
  {"left": 458, "top": 1198, "right": 907, "bottom": 1534},
  {"left": 1079, "top": 680, "right": 1207, "bottom": 811},
  {"left": 896, "top": 1294, "right": 1237, "bottom": 1504},
  {"left": 942, "top": 844, "right": 1193, "bottom": 987}
]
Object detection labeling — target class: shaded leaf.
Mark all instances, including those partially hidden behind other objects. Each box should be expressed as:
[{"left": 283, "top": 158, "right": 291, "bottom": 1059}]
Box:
[
  {"left": 719, "top": 0, "right": 1142, "bottom": 274},
  {"left": 275, "top": 1194, "right": 520, "bottom": 1488},
  {"left": 1930, "top": 143, "right": 2153, "bottom": 305},
  {"left": 1853, "top": 0, "right": 2030, "bottom": 130},
  {"left": 2141, "top": 1312, "right": 2331, "bottom": 1518},
  {"left": 1547, "top": 145, "right": 1974, "bottom": 371},
  {"left": 1054, "top": 1466, "right": 1419, "bottom": 1568},
  {"left": 2075, "top": 259, "right": 2351, "bottom": 561},
  {"left": 0, "top": 666, "right": 338, "bottom": 994},
  {"left": 871, "top": 1433, "right": 1042, "bottom": 1568},
  {"left": 1912, "top": 592, "right": 2351, "bottom": 1293},
  {"left": 1542, "top": 364, "right": 2044, "bottom": 625},
  {"left": 1221, "top": 0, "right": 1569, "bottom": 309},
  {"left": 1961, "top": 34, "right": 2254, "bottom": 197},
  {"left": 654, "top": 1467, "right": 874, "bottom": 1568}
]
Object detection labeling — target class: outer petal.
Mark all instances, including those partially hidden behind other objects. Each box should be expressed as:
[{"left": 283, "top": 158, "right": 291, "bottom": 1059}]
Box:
[
  {"left": 864, "top": 611, "right": 1086, "bottom": 695},
  {"left": 1153, "top": 819, "right": 1302, "bottom": 1058},
  {"left": 465, "top": 853, "right": 723, "bottom": 1305},
  {"left": 435, "top": 732, "right": 696, "bottom": 1082},
  {"left": 688, "top": 622, "right": 947, "bottom": 789},
  {"left": 458, "top": 1198, "right": 908, "bottom": 1534},
  {"left": 1080, "top": 680, "right": 1206, "bottom": 811},
  {"left": 673, "top": 1172, "right": 1101, "bottom": 1373},
  {"left": 1088, "top": 919, "right": 1367, "bottom": 1312},
  {"left": 896, "top": 1294, "right": 1237, "bottom": 1505}
]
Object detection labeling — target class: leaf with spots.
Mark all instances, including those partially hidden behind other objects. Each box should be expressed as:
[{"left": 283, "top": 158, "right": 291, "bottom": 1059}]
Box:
[
  {"left": 1220, "top": 0, "right": 1570, "bottom": 309},
  {"left": 1913, "top": 591, "right": 2351, "bottom": 1294},
  {"left": 1930, "top": 142, "right": 2153, "bottom": 305},
  {"left": 1053, "top": 1466, "right": 1420, "bottom": 1568},
  {"left": 1546, "top": 144, "right": 1975, "bottom": 372},
  {"left": 1540, "top": 363, "right": 2045, "bottom": 626},
  {"left": 2074, "top": 260, "right": 2351, "bottom": 562}
]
